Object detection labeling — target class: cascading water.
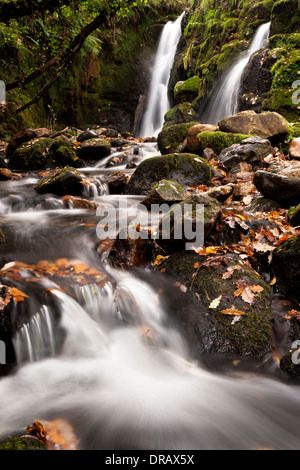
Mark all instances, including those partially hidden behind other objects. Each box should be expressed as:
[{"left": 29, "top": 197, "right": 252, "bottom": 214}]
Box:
[
  {"left": 139, "top": 12, "right": 185, "bottom": 138},
  {"left": 202, "top": 21, "right": 271, "bottom": 125}
]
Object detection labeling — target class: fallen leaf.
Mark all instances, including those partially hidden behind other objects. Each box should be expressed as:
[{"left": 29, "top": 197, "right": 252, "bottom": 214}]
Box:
[
  {"left": 209, "top": 295, "right": 222, "bottom": 309},
  {"left": 221, "top": 307, "right": 246, "bottom": 316}
]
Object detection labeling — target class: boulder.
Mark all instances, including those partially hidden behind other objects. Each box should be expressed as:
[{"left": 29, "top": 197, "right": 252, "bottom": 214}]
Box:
[
  {"left": 157, "top": 122, "right": 200, "bottom": 155},
  {"left": 106, "top": 172, "right": 130, "bottom": 195},
  {"left": 62, "top": 196, "right": 98, "bottom": 210},
  {"left": 174, "top": 76, "right": 202, "bottom": 104},
  {"left": 164, "top": 103, "right": 197, "bottom": 128},
  {"left": 6, "top": 129, "right": 38, "bottom": 158},
  {"left": 124, "top": 153, "right": 212, "bottom": 195},
  {"left": 108, "top": 228, "right": 155, "bottom": 268},
  {"left": 246, "top": 196, "right": 282, "bottom": 213},
  {"left": 77, "top": 139, "right": 111, "bottom": 161},
  {"left": 187, "top": 124, "right": 219, "bottom": 152},
  {"left": 197, "top": 131, "right": 253, "bottom": 155},
  {"left": 157, "top": 252, "right": 273, "bottom": 356},
  {"left": 218, "top": 111, "right": 289, "bottom": 140},
  {"left": 253, "top": 162, "right": 300, "bottom": 206},
  {"left": 289, "top": 137, "right": 300, "bottom": 160},
  {"left": 77, "top": 129, "right": 98, "bottom": 143},
  {"left": 34, "top": 167, "right": 87, "bottom": 196},
  {"left": 8, "top": 138, "right": 53, "bottom": 171},
  {"left": 216, "top": 136, "right": 273, "bottom": 170},
  {"left": 141, "top": 180, "right": 187, "bottom": 208},
  {"left": 158, "top": 194, "right": 221, "bottom": 250}
]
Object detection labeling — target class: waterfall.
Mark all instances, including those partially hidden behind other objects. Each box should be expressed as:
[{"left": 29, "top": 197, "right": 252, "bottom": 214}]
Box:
[
  {"left": 203, "top": 21, "right": 271, "bottom": 125},
  {"left": 139, "top": 12, "right": 185, "bottom": 138}
]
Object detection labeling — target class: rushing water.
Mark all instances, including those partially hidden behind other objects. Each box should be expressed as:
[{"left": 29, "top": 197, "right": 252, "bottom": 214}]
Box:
[
  {"left": 202, "top": 21, "right": 271, "bottom": 125},
  {"left": 139, "top": 13, "right": 185, "bottom": 138},
  {"left": 0, "top": 140, "right": 299, "bottom": 450}
]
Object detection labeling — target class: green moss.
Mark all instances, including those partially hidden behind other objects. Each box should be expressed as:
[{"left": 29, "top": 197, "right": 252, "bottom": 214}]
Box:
[
  {"left": 271, "top": 0, "right": 300, "bottom": 34},
  {"left": 197, "top": 131, "right": 253, "bottom": 155},
  {"left": 157, "top": 122, "right": 200, "bottom": 155},
  {"left": 0, "top": 436, "right": 48, "bottom": 450},
  {"left": 164, "top": 103, "right": 197, "bottom": 128},
  {"left": 8, "top": 138, "right": 53, "bottom": 171},
  {"left": 174, "top": 76, "right": 202, "bottom": 103}
]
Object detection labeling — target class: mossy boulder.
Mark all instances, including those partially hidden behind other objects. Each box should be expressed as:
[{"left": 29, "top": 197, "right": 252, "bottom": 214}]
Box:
[
  {"left": 197, "top": 131, "right": 253, "bottom": 155},
  {"left": 157, "top": 122, "right": 200, "bottom": 155},
  {"left": 34, "top": 167, "right": 86, "bottom": 196},
  {"left": 157, "top": 251, "right": 273, "bottom": 357},
  {"left": 8, "top": 138, "right": 53, "bottom": 171},
  {"left": 272, "top": 235, "right": 300, "bottom": 300},
  {"left": 77, "top": 138, "right": 111, "bottom": 161},
  {"left": 216, "top": 136, "right": 273, "bottom": 170},
  {"left": 158, "top": 194, "right": 222, "bottom": 250},
  {"left": 124, "top": 153, "right": 212, "bottom": 195},
  {"left": 174, "top": 76, "right": 202, "bottom": 104},
  {"left": 142, "top": 180, "right": 187, "bottom": 208},
  {"left": 163, "top": 103, "right": 197, "bottom": 128}
]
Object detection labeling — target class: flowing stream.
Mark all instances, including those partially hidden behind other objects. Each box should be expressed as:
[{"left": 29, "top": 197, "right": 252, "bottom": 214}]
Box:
[
  {"left": 0, "top": 16, "right": 300, "bottom": 451},
  {"left": 139, "top": 12, "right": 185, "bottom": 138},
  {"left": 0, "top": 141, "right": 299, "bottom": 450},
  {"left": 202, "top": 21, "right": 271, "bottom": 125}
]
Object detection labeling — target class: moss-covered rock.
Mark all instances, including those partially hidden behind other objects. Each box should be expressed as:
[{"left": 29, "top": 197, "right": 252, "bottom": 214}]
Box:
[
  {"left": 8, "top": 138, "right": 53, "bottom": 171},
  {"left": 157, "top": 122, "right": 200, "bottom": 155},
  {"left": 142, "top": 180, "right": 187, "bottom": 208},
  {"left": 34, "top": 166, "right": 85, "bottom": 196},
  {"left": 174, "top": 76, "right": 202, "bottom": 103},
  {"left": 78, "top": 138, "right": 111, "bottom": 161},
  {"left": 124, "top": 153, "right": 212, "bottom": 195},
  {"left": 272, "top": 235, "right": 300, "bottom": 300},
  {"left": 163, "top": 103, "right": 197, "bottom": 128},
  {"left": 197, "top": 131, "right": 253, "bottom": 155},
  {"left": 157, "top": 251, "right": 273, "bottom": 357},
  {"left": 158, "top": 194, "right": 222, "bottom": 250}
]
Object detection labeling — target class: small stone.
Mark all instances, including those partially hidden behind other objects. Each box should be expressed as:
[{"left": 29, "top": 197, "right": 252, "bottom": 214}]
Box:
[{"left": 289, "top": 137, "right": 300, "bottom": 160}]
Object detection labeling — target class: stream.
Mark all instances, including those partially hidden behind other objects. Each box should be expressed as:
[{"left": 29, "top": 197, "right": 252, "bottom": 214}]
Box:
[{"left": 0, "top": 141, "right": 299, "bottom": 450}]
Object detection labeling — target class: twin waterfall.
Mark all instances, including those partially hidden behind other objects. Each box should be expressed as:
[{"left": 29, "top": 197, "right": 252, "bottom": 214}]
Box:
[{"left": 140, "top": 16, "right": 271, "bottom": 135}]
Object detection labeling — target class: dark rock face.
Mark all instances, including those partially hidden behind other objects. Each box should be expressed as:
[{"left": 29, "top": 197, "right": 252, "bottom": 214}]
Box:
[
  {"left": 124, "top": 153, "right": 212, "bottom": 196},
  {"left": 272, "top": 235, "right": 300, "bottom": 300},
  {"left": 6, "top": 129, "right": 38, "bottom": 158},
  {"left": 157, "top": 251, "right": 273, "bottom": 357},
  {"left": 34, "top": 167, "right": 86, "bottom": 196},
  {"left": 216, "top": 136, "right": 273, "bottom": 170},
  {"left": 239, "top": 48, "right": 274, "bottom": 113},
  {"left": 253, "top": 163, "right": 300, "bottom": 206},
  {"left": 78, "top": 139, "right": 111, "bottom": 161}
]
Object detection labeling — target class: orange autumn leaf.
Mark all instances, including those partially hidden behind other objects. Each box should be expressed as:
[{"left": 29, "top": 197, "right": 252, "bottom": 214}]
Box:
[
  {"left": 221, "top": 308, "right": 246, "bottom": 316},
  {"left": 7, "top": 287, "right": 29, "bottom": 303}
]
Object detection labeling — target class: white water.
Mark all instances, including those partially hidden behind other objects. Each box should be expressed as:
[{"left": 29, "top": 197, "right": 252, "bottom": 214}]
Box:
[
  {"left": 1, "top": 273, "right": 300, "bottom": 450},
  {"left": 139, "top": 13, "right": 185, "bottom": 138},
  {"left": 203, "top": 22, "right": 271, "bottom": 125}
]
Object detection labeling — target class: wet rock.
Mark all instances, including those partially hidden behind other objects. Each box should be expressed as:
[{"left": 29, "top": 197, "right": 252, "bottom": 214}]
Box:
[
  {"left": 230, "top": 162, "right": 253, "bottom": 181},
  {"left": 205, "top": 183, "right": 234, "bottom": 202},
  {"left": 246, "top": 197, "right": 282, "bottom": 213},
  {"left": 78, "top": 139, "right": 111, "bottom": 161},
  {"left": 8, "top": 138, "right": 53, "bottom": 171},
  {"left": 174, "top": 76, "right": 202, "bottom": 104},
  {"left": 101, "top": 128, "right": 119, "bottom": 139},
  {"left": 218, "top": 111, "right": 289, "bottom": 140},
  {"left": 106, "top": 153, "right": 129, "bottom": 168},
  {"left": 34, "top": 167, "right": 87, "bottom": 197},
  {"left": 124, "top": 153, "right": 212, "bottom": 195},
  {"left": 157, "top": 251, "right": 273, "bottom": 356},
  {"left": 62, "top": 196, "right": 98, "bottom": 211},
  {"left": 0, "top": 168, "right": 21, "bottom": 180},
  {"left": 289, "top": 137, "right": 300, "bottom": 160},
  {"left": 280, "top": 351, "right": 300, "bottom": 381},
  {"left": 6, "top": 129, "right": 38, "bottom": 158},
  {"left": 142, "top": 180, "right": 187, "bottom": 208},
  {"left": 48, "top": 140, "right": 82, "bottom": 168},
  {"left": 0, "top": 435, "right": 48, "bottom": 450},
  {"left": 110, "top": 138, "right": 131, "bottom": 148},
  {"left": 253, "top": 162, "right": 300, "bottom": 206},
  {"left": 158, "top": 194, "right": 221, "bottom": 251},
  {"left": 77, "top": 129, "right": 98, "bottom": 143},
  {"left": 106, "top": 172, "right": 130, "bottom": 195},
  {"left": 202, "top": 148, "right": 217, "bottom": 161},
  {"left": 216, "top": 137, "right": 273, "bottom": 170},
  {"left": 108, "top": 228, "right": 154, "bottom": 268},
  {"left": 157, "top": 122, "right": 200, "bottom": 155},
  {"left": 187, "top": 124, "right": 219, "bottom": 153},
  {"left": 272, "top": 235, "right": 300, "bottom": 300},
  {"left": 233, "top": 181, "right": 256, "bottom": 198}
]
